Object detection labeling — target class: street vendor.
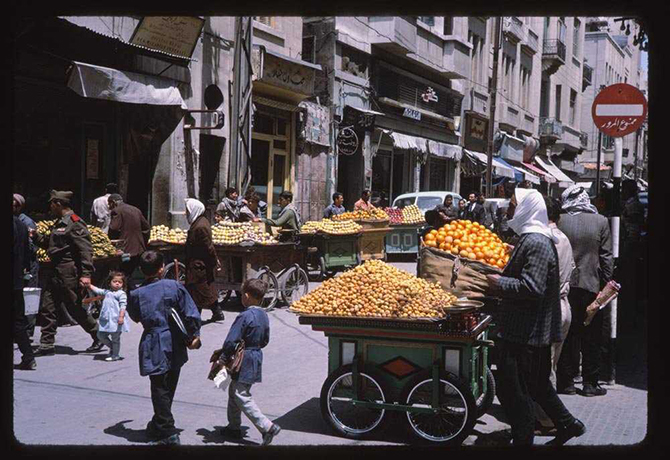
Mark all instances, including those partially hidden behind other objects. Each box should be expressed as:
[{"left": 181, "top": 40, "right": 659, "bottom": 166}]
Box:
[
  {"left": 261, "top": 191, "right": 302, "bottom": 235},
  {"left": 323, "top": 192, "right": 345, "bottom": 219},
  {"left": 433, "top": 194, "right": 459, "bottom": 225},
  {"left": 238, "top": 193, "right": 262, "bottom": 223},
  {"left": 353, "top": 190, "right": 375, "bottom": 212},
  {"left": 215, "top": 187, "right": 240, "bottom": 223}
]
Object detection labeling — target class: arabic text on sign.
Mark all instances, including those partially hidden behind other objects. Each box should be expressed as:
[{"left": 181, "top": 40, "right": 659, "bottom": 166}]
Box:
[
  {"left": 403, "top": 108, "right": 421, "bottom": 121},
  {"left": 599, "top": 117, "right": 637, "bottom": 132}
]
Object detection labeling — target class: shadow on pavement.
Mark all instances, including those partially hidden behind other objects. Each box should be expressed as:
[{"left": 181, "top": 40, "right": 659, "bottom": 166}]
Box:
[
  {"left": 49, "top": 345, "right": 78, "bottom": 356},
  {"left": 103, "top": 420, "right": 153, "bottom": 443},
  {"left": 195, "top": 426, "right": 257, "bottom": 446}
]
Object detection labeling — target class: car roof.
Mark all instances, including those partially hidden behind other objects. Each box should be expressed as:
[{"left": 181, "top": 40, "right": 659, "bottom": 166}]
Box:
[{"left": 394, "top": 191, "right": 462, "bottom": 200}]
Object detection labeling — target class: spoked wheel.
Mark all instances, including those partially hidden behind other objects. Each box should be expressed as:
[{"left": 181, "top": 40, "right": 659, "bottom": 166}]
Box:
[
  {"left": 475, "top": 366, "right": 496, "bottom": 419},
  {"left": 320, "top": 364, "right": 389, "bottom": 439},
  {"left": 217, "top": 289, "right": 232, "bottom": 305},
  {"left": 318, "top": 256, "right": 327, "bottom": 281},
  {"left": 163, "top": 261, "right": 187, "bottom": 284},
  {"left": 399, "top": 370, "right": 476, "bottom": 445},
  {"left": 280, "top": 265, "right": 309, "bottom": 306},
  {"left": 255, "top": 268, "right": 279, "bottom": 311}
]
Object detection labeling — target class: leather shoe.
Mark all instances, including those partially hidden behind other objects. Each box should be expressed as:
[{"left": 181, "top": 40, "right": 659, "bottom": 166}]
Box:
[
  {"left": 34, "top": 347, "right": 55, "bottom": 356},
  {"left": 556, "top": 383, "right": 577, "bottom": 395},
  {"left": 581, "top": 383, "right": 607, "bottom": 397},
  {"left": 85, "top": 341, "right": 105, "bottom": 353},
  {"left": 545, "top": 419, "right": 586, "bottom": 445},
  {"left": 14, "top": 360, "right": 37, "bottom": 370},
  {"left": 262, "top": 424, "right": 281, "bottom": 446},
  {"left": 220, "top": 426, "right": 243, "bottom": 439}
]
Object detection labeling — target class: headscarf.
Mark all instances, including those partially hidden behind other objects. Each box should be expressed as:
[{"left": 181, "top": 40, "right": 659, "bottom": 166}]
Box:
[
  {"left": 561, "top": 185, "right": 598, "bottom": 215},
  {"left": 185, "top": 198, "right": 206, "bottom": 225},
  {"left": 507, "top": 188, "right": 557, "bottom": 242},
  {"left": 13, "top": 194, "right": 25, "bottom": 209}
]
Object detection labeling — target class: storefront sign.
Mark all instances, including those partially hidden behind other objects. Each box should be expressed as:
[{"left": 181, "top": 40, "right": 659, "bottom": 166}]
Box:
[
  {"left": 343, "top": 105, "right": 376, "bottom": 132},
  {"left": 130, "top": 17, "right": 205, "bottom": 58},
  {"left": 252, "top": 48, "right": 316, "bottom": 97},
  {"left": 421, "top": 87, "right": 439, "bottom": 103},
  {"left": 86, "top": 139, "right": 99, "bottom": 179},
  {"left": 463, "top": 112, "right": 489, "bottom": 152},
  {"left": 337, "top": 127, "right": 359, "bottom": 155},
  {"left": 403, "top": 107, "right": 422, "bottom": 121}
]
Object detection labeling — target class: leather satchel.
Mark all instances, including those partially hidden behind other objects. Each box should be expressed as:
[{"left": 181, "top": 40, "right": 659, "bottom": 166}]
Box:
[{"left": 207, "top": 340, "right": 245, "bottom": 380}]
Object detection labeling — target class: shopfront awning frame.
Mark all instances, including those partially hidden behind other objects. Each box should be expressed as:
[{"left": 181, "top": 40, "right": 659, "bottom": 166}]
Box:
[
  {"left": 463, "top": 149, "right": 516, "bottom": 179},
  {"left": 534, "top": 155, "right": 575, "bottom": 187}
]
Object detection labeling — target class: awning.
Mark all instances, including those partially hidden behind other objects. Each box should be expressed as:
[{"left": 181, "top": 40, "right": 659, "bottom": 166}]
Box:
[
  {"left": 534, "top": 155, "right": 574, "bottom": 187},
  {"left": 427, "top": 140, "right": 463, "bottom": 161},
  {"left": 501, "top": 158, "right": 541, "bottom": 185},
  {"left": 390, "top": 132, "right": 429, "bottom": 154},
  {"left": 464, "top": 150, "right": 516, "bottom": 179},
  {"left": 264, "top": 47, "right": 322, "bottom": 71},
  {"left": 495, "top": 157, "right": 523, "bottom": 182},
  {"left": 517, "top": 162, "right": 551, "bottom": 184},
  {"left": 67, "top": 61, "right": 187, "bottom": 108},
  {"left": 498, "top": 132, "right": 526, "bottom": 163}
]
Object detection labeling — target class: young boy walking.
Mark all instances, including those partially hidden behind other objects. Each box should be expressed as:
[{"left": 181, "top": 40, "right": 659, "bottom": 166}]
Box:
[
  {"left": 127, "top": 250, "right": 202, "bottom": 446},
  {"left": 218, "top": 279, "right": 281, "bottom": 445}
]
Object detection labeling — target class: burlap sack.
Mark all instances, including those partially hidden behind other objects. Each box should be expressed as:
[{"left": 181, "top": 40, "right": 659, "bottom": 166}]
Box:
[{"left": 419, "top": 246, "right": 502, "bottom": 299}]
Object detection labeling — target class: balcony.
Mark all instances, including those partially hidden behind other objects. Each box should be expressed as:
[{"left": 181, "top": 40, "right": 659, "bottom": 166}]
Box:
[
  {"left": 368, "top": 17, "right": 417, "bottom": 56},
  {"left": 539, "top": 117, "right": 563, "bottom": 141},
  {"left": 582, "top": 62, "right": 593, "bottom": 91},
  {"left": 503, "top": 17, "right": 524, "bottom": 44},
  {"left": 580, "top": 132, "right": 588, "bottom": 148},
  {"left": 521, "top": 29, "right": 539, "bottom": 55},
  {"left": 542, "top": 39, "right": 566, "bottom": 76}
]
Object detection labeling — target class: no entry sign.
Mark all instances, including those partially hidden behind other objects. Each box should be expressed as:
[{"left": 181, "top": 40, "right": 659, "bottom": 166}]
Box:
[{"left": 592, "top": 83, "right": 648, "bottom": 137}]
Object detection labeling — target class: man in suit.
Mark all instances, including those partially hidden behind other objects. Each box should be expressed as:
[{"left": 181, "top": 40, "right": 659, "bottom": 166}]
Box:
[
  {"left": 556, "top": 185, "right": 614, "bottom": 397},
  {"left": 13, "top": 215, "right": 36, "bottom": 369},
  {"left": 108, "top": 194, "right": 151, "bottom": 283},
  {"left": 466, "top": 192, "right": 485, "bottom": 224}
]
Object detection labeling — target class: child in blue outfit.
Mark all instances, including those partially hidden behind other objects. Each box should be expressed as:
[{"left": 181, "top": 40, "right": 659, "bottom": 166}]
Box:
[{"left": 89, "top": 271, "right": 130, "bottom": 361}]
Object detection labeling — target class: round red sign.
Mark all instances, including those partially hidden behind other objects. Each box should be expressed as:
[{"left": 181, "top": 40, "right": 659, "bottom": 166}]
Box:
[{"left": 592, "top": 83, "right": 648, "bottom": 138}]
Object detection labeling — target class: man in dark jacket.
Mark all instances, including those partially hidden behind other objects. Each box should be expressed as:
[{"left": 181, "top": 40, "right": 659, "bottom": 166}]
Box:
[
  {"left": 466, "top": 192, "right": 485, "bottom": 224},
  {"left": 218, "top": 279, "right": 281, "bottom": 446},
  {"left": 108, "top": 194, "right": 151, "bottom": 282},
  {"left": 127, "top": 250, "right": 202, "bottom": 446},
  {"left": 433, "top": 194, "right": 459, "bottom": 226},
  {"left": 13, "top": 216, "right": 36, "bottom": 370},
  {"left": 14, "top": 193, "right": 39, "bottom": 341},
  {"left": 556, "top": 185, "right": 614, "bottom": 397}
]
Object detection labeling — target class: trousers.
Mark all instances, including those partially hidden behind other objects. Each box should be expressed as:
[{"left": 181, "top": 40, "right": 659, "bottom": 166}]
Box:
[
  {"left": 14, "top": 290, "right": 35, "bottom": 363},
  {"left": 97, "top": 330, "right": 122, "bottom": 357},
  {"left": 227, "top": 380, "right": 273, "bottom": 434},
  {"left": 149, "top": 367, "right": 182, "bottom": 438},
  {"left": 496, "top": 340, "right": 575, "bottom": 445}
]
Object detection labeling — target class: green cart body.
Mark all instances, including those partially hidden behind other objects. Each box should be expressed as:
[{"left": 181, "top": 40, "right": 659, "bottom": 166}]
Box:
[
  {"left": 386, "top": 224, "right": 422, "bottom": 255},
  {"left": 299, "top": 232, "right": 361, "bottom": 280}
]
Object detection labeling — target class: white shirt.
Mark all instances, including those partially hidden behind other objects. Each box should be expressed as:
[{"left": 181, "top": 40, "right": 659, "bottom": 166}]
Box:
[{"left": 91, "top": 194, "right": 111, "bottom": 233}]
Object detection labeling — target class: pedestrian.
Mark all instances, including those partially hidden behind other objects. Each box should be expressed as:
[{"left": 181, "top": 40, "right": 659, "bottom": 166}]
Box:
[
  {"left": 245, "top": 187, "right": 268, "bottom": 219},
  {"left": 91, "top": 183, "right": 118, "bottom": 234},
  {"left": 216, "top": 187, "right": 240, "bottom": 223},
  {"left": 217, "top": 278, "right": 281, "bottom": 445},
  {"left": 31, "top": 190, "right": 103, "bottom": 355},
  {"left": 185, "top": 198, "right": 225, "bottom": 322},
  {"left": 466, "top": 192, "right": 485, "bottom": 224},
  {"left": 323, "top": 192, "right": 346, "bottom": 219},
  {"left": 238, "top": 193, "right": 262, "bottom": 223},
  {"left": 457, "top": 198, "right": 468, "bottom": 220},
  {"left": 534, "top": 195, "right": 576, "bottom": 434},
  {"left": 261, "top": 191, "right": 302, "bottom": 236},
  {"left": 13, "top": 215, "right": 36, "bottom": 370},
  {"left": 619, "top": 179, "right": 646, "bottom": 327},
  {"left": 556, "top": 185, "right": 614, "bottom": 397},
  {"left": 126, "top": 250, "right": 202, "bottom": 446},
  {"left": 89, "top": 271, "right": 130, "bottom": 361},
  {"left": 486, "top": 187, "right": 585, "bottom": 445},
  {"left": 13, "top": 193, "right": 39, "bottom": 341},
  {"left": 353, "top": 190, "right": 375, "bottom": 212},
  {"left": 478, "top": 193, "right": 496, "bottom": 229},
  {"left": 108, "top": 194, "right": 151, "bottom": 283}
]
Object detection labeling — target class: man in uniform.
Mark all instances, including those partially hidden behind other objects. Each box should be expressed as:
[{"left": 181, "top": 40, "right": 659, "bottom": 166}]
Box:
[{"left": 31, "top": 190, "right": 103, "bottom": 355}]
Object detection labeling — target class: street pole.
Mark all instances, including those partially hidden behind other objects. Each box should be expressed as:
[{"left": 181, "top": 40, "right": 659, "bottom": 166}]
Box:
[
  {"left": 595, "top": 131, "right": 602, "bottom": 199},
  {"left": 486, "top": 16, "right": 503, "bottom": 199},
  {"left": 608, "top": 136, "right": 623, "bottom": 385},
  {"left": 634, "top": 128, "right": 640, "bottom": 181}
]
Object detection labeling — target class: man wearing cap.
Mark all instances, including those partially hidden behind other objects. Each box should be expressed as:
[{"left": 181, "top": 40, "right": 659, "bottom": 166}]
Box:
[
  {"left": 31, "top": 190, "right": 103, "bottom": 355},
  {"left": 91, "top": 183, "right": 118, "bottom": 234},
  {"left": 108, "top": 194, "right": 151, "bottom": 281}
]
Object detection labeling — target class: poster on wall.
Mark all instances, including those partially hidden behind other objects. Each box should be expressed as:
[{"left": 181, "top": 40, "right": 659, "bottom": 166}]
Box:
[
  {"left": 86, "top": 139, "right": 100, "bottom": 179},
  {"left": 299, "top": 101, "right": 331, "bottom": 147},
  {"left": 337, "top": 126, "right": 359, "bottom": 155},
  {"left": 130, "top": 16, "right": 205, "bottom": 58}
]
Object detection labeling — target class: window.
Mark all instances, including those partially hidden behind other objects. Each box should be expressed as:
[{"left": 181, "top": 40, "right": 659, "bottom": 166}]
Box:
[
  {"left": 444, "top": 16, "right": 453, "bottom": 35},
  {"left": 558, "top": 18, "right": 566, "bottom": 42},
  {"left": 569, "top": 89, "right": 577, "bottom": 126},
  {"left": 418, "top": 16, "right": 435, "bottom": 27},
  {"left": 341, "top": 45, "right": 369, "bottom": 79},
  {"left": 470, "top": 32, "right": 483, "bottom": 85},
  {"left": 603, "top": 134, "right": 614, "bottom": 149},
  {"left": 555, "top": 85, "right": 562, "bottom": 121},
  {"left": 520, "top": 67, "right": 531, "bottom": 109},
  {"left": 254, "top": 17, "right": 276, "bottom": 28},
  {"left": 573, "top": 18, "right": 581, "bottom": 58},
  {"left": 503, "top": 55, "right": 515, "bottom": 99}
]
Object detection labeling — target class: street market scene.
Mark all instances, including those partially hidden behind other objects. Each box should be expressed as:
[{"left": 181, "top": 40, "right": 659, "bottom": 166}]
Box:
[{"left": 12, "top": 15, "right": 649, "bottom": 448}]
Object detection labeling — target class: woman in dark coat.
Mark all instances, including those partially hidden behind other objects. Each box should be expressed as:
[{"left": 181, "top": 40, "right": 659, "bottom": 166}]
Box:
[{"left": 185, "top": 199, "right": 224, "bottom": 322}]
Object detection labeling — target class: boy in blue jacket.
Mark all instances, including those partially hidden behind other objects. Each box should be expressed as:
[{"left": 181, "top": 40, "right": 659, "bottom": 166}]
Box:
[{"left": 127, "top": 250, "right": 202, "bottom": 446}]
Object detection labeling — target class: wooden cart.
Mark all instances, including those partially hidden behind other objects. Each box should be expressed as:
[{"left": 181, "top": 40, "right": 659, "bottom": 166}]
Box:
[
  {"left": 296, "top": 306, "right": 495, "bottom": 445},
  {"left": 357, "top": 219, "right": 391, "bottom": 262},
  {"left": 299, "top": 232, "right": 362, "bottom": 281},
  {"left": 385, "top": 223, "right": 423, "bottom": 257}
]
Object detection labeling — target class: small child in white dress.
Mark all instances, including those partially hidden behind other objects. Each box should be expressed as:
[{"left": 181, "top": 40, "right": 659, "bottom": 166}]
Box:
[{"left": 89, "top": 271, "right": 130, "bottom": 361}]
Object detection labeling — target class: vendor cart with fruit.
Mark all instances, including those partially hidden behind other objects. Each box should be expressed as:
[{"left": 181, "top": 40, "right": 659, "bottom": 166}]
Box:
[
  {"left": 298, "top": 230, "right": 362, "bottom": 281},
  {"left": 357, "top": 219, "right": 391, "bottom": 263},
  {"left": 384, "top": 205, "right": 426, "bottom": 257}
]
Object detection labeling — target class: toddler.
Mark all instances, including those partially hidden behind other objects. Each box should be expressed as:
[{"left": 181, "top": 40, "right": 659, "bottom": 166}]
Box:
[{"left": 89, "top": 271, "right": 130, "bottom": 361}]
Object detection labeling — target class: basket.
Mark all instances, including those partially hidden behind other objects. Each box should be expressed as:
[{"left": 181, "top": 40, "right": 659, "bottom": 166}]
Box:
[{"left": 23, "top": 288, "right": 41, "bottom": 316}]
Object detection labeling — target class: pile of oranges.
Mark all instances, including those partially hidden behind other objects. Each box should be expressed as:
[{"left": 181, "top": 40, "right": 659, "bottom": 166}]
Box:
[{"left": 423, "top": 219, "right": 510, "bottom": 269}]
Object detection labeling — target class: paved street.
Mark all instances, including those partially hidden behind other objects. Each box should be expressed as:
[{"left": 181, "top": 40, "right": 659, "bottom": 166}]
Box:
[{"left": 13, "top": 261, "right": 647, "bottom": 447}]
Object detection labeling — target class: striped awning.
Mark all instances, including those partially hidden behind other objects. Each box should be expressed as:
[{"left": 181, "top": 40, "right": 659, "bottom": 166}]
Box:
[
  {"left": 534, "top": 156, "right": 574, "bottom": 187},
  {"left": 390, "top": 132, "right": 429, "bottom": 154},
  {"left": 464, "top": 150, "right": 516, "bottom": 179}
]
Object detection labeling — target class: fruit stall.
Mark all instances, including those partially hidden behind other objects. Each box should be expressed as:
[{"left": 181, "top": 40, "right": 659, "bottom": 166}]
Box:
[
  {"left": 299, "top": 219, "right": 363, "bottom": 281},
  {"left": 290, "top": 260, "right": 496, "bottom": 445},
  {"left": 333, "top": 209, "right": 391, "bottom": 263},
  {"left": 384, "top": 205, "right": 426, "bottom": 257},
  {"left": 148, "top": 222, "right": 309, "bottom": 310}
]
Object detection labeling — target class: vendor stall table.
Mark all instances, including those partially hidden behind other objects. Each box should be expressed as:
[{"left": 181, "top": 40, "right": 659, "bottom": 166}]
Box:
[
  {"left": 385, "top": 223, "right": 423, "bottom": 256},
  {"left": 296, "top": 306, "right": 495, "bottom": 445},
  {"left": 357, "top": 220, "right": 391, "bottom": 262},
  {"left": 299, "top": 232, "right": 361, "bottom": 281}
]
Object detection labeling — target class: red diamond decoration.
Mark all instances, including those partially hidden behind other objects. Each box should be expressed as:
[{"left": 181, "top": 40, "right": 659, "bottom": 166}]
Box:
[{"left": 380, "top": 356, "right": 420, "bottom": 379}]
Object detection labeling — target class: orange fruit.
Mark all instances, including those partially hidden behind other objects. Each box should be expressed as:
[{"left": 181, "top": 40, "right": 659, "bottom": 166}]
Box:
[
  {"left": 467, "top": 252, "right": 476, "bottom": 259},
  {"left": 453, "top": 239, "right": 461, "bottom": 246},
  {"left": 450, "top": 247, "right": 459, "bottom": 255},
  {"left": 497, "top": 260, "right": 506, "bottom": 268},
  {"left": 438, "top": 242, "right": 446, "bottom": 250},
  {"left": 426, "top": 240, "right": 437, "bottom": 248},
  {"left": 445, "top": 236, "right": 454, "bottom": 244},
  {"left": 425, "top": 233, "right": 436, "bottom": 241},
  {"left": 429, "top": 229, "right": 438, "bottom": 236},
  {"left": 445, "top": 243, "right": 452, "bottom": 251},
  {"left": 436, "top": 234, "right": 446, "bottom": 244},
  {"left": 460, "top": 250, "right": 469, "bottom": 258}
]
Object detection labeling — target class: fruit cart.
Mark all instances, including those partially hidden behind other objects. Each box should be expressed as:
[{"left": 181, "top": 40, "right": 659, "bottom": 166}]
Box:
[
  {"left": 357, "top": 220, "right": 391, "bottom": 263},
  {"left": 295, "top": 303, "right": 495, "bottom": 445},
  {"left": 385, "top": 223, "right": 423, "bottom": 257},
  {"left": 299, "top": 231, "right": 362, "bottom": 281}
]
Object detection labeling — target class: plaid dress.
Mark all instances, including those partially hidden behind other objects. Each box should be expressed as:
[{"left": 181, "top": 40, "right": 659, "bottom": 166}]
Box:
[{"left": 496, "top": 233, "right": 562, "bottom": 347}]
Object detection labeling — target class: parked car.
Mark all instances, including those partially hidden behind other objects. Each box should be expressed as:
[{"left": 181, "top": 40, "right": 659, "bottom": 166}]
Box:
[{"left": 391, "top": 191, "right": 464, "bottom": 214}]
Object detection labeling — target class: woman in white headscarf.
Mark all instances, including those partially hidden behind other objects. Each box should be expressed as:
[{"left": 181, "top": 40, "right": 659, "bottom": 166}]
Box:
[{"left": 185, "top": 198, "right": 224, "bottom": 321}]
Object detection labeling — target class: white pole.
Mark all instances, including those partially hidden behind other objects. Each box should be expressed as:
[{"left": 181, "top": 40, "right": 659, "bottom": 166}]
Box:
[{"left": 608, "top": 136, "right": 624, "bottom": 381}]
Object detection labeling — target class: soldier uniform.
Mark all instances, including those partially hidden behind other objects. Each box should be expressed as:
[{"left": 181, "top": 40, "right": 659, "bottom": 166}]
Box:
[{"left": 33, "top": 191, "right": 100, "bottom": 354}]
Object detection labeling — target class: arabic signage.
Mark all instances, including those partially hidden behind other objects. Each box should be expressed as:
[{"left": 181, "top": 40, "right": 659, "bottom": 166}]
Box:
[
  {"left": 421, "top": 87, "right": 439, "bottom": 103},
  {"left": 129, "top": 17, "right": 205, "bottom": 58},
  {"left": 463, "top": 112, "right": 489, "bottom": 152},
  {"left": 592, "top": 83, "right": 648, "bottom": 138},
  {"left": 403, "top": 107, "right": 422, "bottom": 121},
  {"left": 343, "top": 105, "right": 376, "bottom": 132},
  {"left": 337, "top": 126, "right": 359, "bottom": 155},
  {"left": 252, "top": 48, "right": 315, "bottom": 97}
]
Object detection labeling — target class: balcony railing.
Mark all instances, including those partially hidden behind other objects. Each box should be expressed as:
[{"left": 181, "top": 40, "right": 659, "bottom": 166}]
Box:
[
  {"left": 582, "top": 63, "right": 593, "bottom": 91},
  {"left": 503, "top": 16, "right": 524, "bottom": 44},
  {"left": 539, "top": 117, "right": 563, "bottom": 139},
  {"left": 521, "top": 29, "right": 539, "bottom": 54},
  {"left": 580, "top": 132, "right": 588, "bottom": 148},
  {"left": 542, "top": 39, "right": 566, "bottom": 63}
]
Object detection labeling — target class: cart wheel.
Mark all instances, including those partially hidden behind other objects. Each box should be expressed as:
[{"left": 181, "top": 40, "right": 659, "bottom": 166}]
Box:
[
  {"left": 163, "top": 261, "right": 187, "bottom": 284},
  {"left": 255, "top": 268, "right": 279, "bottom": 311},
  {"left": 318, "top": 256, "right": 327, "bottom": 281},
  {"left": 320, "top": 364, "right": 389, "bottom": 439},
  {"left": 281, "top": 265, "right": 309, "bottom": 306},
  {"left": 475, "top": 366, "right": 496, "bottom": 419},
  {"left": 399, "top": 369, "right": 477, "bottom": 445}
]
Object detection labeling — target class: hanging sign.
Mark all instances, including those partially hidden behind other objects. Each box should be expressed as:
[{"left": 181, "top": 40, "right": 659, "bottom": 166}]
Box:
[
  {"left": 337, "top": 126, "right": 359, "bottom": 155},
  {"left": 592, "top": 83, "right": 648, "bottom": 138},
  {"left": 130, "top": 16, "right": 205, "bottom": 58},
  {"left": 343, "top": 105, "right": 376, "bottom": 132},
  {"left": 421, "top": 87, "right": 439, "bottom": 103},
  {"left": 403, "top": 107, "right": 422, "bottom": 121}
]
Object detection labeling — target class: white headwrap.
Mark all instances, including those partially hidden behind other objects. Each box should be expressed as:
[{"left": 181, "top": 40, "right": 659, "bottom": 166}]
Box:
[
  {"left": 185, "top": 198, "right": 206, "bottom": 225},
  {"left": 507, "top": 188, "right": 557, "bottom": 242},
  {"left": 561, "top": 184, "right": 598, "bottom": 215}
]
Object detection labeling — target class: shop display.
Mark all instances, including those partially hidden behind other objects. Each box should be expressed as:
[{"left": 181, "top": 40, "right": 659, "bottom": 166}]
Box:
[
  {"left": 423, "top": 219, "right": 510, "bottom": 269},
  {"left": 149, "top": 225, "right": 187, "bottom": 244},
  {"left": 384, "top": 205, "right": 425, "bottom": 225},
  {"left": 384, "top": 207, "right": 404, "bottom": 225},
  {"left": 211, "top": 222, "right": 278, "bottom": 245},
  {"left": 332, "top": 208, "right": 389, "bottom": 222},
  {"left": 301, "top": 219, "right": 362, "bottom": 235},
  {"left": 35, "top": 220, "right": 118, "bottom": 262},
  {"left": 291, "top": 259, "right": 457, "bottom": 319}
]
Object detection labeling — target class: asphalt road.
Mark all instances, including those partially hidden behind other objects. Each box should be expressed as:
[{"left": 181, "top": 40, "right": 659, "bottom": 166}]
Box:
[{"left": 13, "top": 260, "right": 647, "bottom": 447}]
